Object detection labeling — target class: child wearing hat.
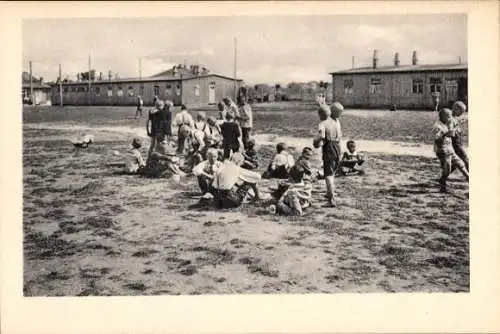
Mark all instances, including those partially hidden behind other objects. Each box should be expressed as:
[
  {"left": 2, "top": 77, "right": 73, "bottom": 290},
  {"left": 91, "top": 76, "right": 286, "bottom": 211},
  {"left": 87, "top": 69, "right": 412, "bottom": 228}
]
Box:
[
  {"left": 263, "top": 142, "right": 295, "bottom": 179},
  {"left": 337, "top": 140, "right": 365, "bottom": 176},
  {"left": 433, "top": 108, "right": 469, "bottom": 192},
  {"left": 450, "top": 101, "right": 468, "bottom": 172},
  {"left": 241, "top": 138, "right": 259, "bottom": 170}
]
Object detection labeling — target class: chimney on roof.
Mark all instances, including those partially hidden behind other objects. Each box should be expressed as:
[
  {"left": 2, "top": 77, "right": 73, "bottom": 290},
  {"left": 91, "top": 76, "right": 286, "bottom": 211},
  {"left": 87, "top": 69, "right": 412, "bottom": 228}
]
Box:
[
  {"left": 412, "top": 50, "right": 418, "bottom": 66},
  {"left": 372, "top": 50, "right": 379, "bottom": 69},
  {"left": 394, "top": 52, "right": 400, "bottom": 67}
]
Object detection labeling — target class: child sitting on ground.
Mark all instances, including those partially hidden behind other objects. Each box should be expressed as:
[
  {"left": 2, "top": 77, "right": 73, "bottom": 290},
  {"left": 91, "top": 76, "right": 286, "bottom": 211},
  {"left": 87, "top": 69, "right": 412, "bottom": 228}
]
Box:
[
  {"left": 433, "top": 108, "right": 469, "bottom": 192},
  {"left": 337, "top": 140, "right": 365, "bottom": 176},
  {"left": 241, "top": 138, "right": 259, "bottom": 170},
  {"left": 267, "top": 165, "right": 312, "bottom": 216},
  {"left": 272, "top": 147, "right": 316, "bottom": 199},
  {"left": 263, "top": 142, "right": 295, "bottom": 179},
  {"left": 125, "top": 138, "right": 146, "bottom": 174},
  {"left": 192, "top": 148, "right": 222, "bottom": 199}
]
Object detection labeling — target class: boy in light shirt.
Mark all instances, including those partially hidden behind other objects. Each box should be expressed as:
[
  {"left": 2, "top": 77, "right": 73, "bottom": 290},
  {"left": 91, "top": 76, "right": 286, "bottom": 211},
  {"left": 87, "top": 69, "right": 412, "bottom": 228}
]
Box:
[
  {"left": 263, "top": 142, "right": 295, "bottom": 179},
  {"left": 125, "top": 138, "right": 146, "bottom": 173},
  {"left": 192, "top": 148, "right": 222, "bottom": 198},
  {"left": 433, "top": 108, "right": 469, "bottom": 192}
]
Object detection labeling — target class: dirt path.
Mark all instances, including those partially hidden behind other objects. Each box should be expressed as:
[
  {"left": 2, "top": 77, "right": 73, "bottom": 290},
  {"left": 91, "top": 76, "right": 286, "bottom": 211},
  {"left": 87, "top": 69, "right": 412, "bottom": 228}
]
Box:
[{"left": 24, "top": 123, "right": 464, "bottom": 158}]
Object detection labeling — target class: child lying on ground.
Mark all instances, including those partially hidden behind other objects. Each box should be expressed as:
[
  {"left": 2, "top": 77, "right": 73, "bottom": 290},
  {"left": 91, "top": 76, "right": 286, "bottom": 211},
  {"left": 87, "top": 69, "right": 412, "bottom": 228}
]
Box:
[
  {"left": 337, "top": 140, "right": 365, "bottom": 176},
  {"left": 72, "top": 134, "right": 94, "bottom": 149},
  {"left": 263, "top": 142, "right": 295, "bottom": 179},
  {"left": 241, "top": 138, "right": 259, "bottom": 170},
  {"left": 267, "top": 165, "right": 312, "bottom": 216}
]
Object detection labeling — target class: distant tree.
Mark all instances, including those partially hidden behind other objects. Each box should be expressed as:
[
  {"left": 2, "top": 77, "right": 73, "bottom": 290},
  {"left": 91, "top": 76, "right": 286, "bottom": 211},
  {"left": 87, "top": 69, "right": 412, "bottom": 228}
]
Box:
[
  {"left": 323, "top": 82, "right": 329, "bottom": 89},
  {"left": 275, "top": 83, "right": 281, "bottom": 90}
]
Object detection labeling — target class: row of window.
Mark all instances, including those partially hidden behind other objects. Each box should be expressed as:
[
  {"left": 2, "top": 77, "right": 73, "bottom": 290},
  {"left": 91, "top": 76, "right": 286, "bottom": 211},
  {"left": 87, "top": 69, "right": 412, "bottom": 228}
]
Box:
[
  {"left": 56, "top": 83, "right": 203, "bottom": 97},
  {"left": 343, "top": 78, "right": 459, "bottom": 95}
]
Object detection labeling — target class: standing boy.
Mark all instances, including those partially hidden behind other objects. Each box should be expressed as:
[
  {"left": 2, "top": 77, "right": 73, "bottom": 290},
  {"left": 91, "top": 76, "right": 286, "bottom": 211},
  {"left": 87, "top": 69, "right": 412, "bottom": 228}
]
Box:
[
  {"left": 174, "top": 104, "right": 195, "bottom": 154},
  {"left": 313, "top": 102, "right": 343, "bottom": 207},
  {"left": 237, "top": 95, "right": 253, "bottom": 150},
  {"left": 136, "top": 96, "right": 144, "bottom": 119}
]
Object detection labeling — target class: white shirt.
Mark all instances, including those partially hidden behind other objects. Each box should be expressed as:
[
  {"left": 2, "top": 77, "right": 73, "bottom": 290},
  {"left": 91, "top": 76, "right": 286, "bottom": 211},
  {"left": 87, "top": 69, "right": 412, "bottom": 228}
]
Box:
[
  {"left": 126, "top": 148, "right": 145, "bottom": 173},
  {"left": 272, "top": 151, "right": 295, "bottom": 169},
  {"left": 174, "top": 110, "right": 195, "bottom": 128}
]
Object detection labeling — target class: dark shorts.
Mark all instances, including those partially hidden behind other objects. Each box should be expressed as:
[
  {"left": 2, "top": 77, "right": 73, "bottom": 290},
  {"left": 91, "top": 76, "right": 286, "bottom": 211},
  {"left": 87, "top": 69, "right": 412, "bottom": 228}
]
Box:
[{"left": 322, "top": 140, "right": 341, "bottom": 177}]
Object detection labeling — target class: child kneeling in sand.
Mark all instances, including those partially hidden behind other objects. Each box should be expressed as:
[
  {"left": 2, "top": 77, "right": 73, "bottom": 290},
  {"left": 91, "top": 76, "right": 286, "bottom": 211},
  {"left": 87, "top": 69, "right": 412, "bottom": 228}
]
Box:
[
  {"left": 337, "top": 140, "right": 365, "bottom": 176},
  {"left": 268, "top": 165, "right": 312, "bottom": 216}
]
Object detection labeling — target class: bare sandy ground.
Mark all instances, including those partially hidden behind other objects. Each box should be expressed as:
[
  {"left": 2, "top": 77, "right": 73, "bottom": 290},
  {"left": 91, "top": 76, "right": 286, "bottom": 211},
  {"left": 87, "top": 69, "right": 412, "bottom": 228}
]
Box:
[{"left": 23, "top": 125, "right": 469, "bottom": 296}]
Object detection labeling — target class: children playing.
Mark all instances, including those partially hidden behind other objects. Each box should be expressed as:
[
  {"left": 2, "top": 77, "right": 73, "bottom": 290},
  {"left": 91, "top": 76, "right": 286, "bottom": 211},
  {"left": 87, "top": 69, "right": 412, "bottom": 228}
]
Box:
[
  {"left": 263, "top": 142, "right": 295, "bottom": 179},
  {"left": 433, "top": 108, "right": 469, "bottom": 192},
  {"left": 241, "top": 138, "right": 259, "bottom": 170},
  {"left": 337, "top": 140, "right": 365, "bottom": 176}
]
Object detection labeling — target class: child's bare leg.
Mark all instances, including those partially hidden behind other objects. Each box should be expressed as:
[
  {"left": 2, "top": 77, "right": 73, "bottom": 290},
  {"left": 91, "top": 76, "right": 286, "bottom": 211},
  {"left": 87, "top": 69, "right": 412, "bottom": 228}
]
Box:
[
  {"left": 325, "top": 175, "right": 336, "bottom": 205},
  {"left": 439, "top": 154, "right": 452, "bottom": 192},
  {"left": 276, "top": 200, "right": 296, "bottom": 215},
  {"left": 452, "top": 154, "right": 469, "bottom": 181}
]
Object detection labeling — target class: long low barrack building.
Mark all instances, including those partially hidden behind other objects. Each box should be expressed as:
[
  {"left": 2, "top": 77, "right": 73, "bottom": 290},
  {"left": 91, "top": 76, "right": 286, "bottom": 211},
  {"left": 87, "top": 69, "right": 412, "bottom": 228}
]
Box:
[
  {"left": 330, "top": 50, "right": 468, "bottom": 110},
  {"left": 50, "top": 64, "right": 244, "bottom": 107}
]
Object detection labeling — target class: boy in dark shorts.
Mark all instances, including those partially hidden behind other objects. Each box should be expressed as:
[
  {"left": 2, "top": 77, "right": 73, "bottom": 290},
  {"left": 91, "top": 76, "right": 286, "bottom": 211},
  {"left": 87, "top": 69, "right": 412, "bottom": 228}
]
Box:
[{"left": 313, "top": 102, "right": 343, "bottom": 207}]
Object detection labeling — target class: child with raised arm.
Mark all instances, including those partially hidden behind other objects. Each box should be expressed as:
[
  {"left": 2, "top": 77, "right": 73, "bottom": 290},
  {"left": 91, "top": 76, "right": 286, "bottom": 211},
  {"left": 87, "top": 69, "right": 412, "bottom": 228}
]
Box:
[{"left": 433, "top": 108, "right": 469, "bottom": 192}]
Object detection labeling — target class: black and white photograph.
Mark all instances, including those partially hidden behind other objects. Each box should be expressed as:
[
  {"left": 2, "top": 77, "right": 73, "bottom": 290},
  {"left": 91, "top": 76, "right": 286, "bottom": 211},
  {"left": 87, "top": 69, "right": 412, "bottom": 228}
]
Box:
[
  {"left": 2, "top": 1, "right": 500, "bottom": 333},
  {"left": 20, "top": 12, "right": 473, "bottom": 297}
]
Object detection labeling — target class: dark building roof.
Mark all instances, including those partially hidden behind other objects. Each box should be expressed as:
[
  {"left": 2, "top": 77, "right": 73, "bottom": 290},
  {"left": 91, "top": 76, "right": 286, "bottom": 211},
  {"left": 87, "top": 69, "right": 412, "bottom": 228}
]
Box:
[
  {"left": 330, "top": 63, "right": 468, "bottom": 75},
  {"left": 22, "top": 84, "right": 51, "bottom": 89},
  {"left": 49, "top": 74, "right": 242, "bottom": 87}
]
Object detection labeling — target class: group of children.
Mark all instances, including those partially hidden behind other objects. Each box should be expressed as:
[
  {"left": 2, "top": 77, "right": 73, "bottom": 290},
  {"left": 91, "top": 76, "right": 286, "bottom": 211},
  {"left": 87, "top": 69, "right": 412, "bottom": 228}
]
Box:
[{"left": 108, "top": 94, "right": 468, "bottom": 217}]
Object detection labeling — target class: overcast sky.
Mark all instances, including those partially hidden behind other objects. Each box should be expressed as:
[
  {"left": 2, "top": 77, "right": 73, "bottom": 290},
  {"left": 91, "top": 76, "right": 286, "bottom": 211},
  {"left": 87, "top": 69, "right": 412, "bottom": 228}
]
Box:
[{"left": 22, "top": 14, "right": 467, "bottom": 84}]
